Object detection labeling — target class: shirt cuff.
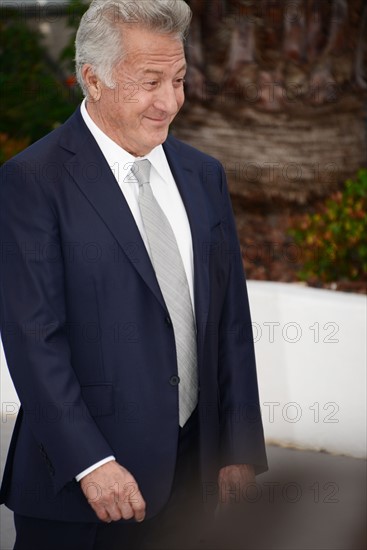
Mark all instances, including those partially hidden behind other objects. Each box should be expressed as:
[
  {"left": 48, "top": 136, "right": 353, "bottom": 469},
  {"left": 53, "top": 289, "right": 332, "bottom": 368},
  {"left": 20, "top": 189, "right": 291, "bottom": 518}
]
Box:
[{"left": 75, "top": 456, "right": 116, "bottom": 482}]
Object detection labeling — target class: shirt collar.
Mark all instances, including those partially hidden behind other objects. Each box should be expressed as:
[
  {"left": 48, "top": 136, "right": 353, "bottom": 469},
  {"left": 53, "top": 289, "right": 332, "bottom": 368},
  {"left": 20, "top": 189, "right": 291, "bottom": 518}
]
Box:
[{"left": 80, "top": 99, "right": 170, "bottom": 185}]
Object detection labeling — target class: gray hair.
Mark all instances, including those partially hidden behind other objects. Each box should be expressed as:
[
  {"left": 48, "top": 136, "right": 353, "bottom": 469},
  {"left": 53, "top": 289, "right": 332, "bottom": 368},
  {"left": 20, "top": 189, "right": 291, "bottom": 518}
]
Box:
[{"left": 75, "top": 0, "right": 192, "bottom": 96}]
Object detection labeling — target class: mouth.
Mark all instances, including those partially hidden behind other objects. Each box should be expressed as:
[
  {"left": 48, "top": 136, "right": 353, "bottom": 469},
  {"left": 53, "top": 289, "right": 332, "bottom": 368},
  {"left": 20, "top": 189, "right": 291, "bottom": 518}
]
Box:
[{"left": 145, "top": 116, "right": 169, "bottom": 124}]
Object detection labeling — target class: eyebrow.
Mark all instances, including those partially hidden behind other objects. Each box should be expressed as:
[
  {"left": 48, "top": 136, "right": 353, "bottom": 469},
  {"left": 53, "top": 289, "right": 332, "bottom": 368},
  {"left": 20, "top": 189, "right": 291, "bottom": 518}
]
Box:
[{"left": 142, "top": 64, "right": 187, "bottom": 76}]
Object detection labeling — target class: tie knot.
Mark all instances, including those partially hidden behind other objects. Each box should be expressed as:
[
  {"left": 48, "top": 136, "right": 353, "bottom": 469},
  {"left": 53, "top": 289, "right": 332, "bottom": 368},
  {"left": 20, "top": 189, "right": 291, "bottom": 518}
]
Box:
[{"left": 132, "top": 159, "right": 151, "bottom": 187}]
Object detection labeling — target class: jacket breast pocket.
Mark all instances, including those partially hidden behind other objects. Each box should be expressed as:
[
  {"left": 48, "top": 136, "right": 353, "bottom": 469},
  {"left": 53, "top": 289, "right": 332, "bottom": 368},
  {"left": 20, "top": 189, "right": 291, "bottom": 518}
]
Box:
[{"left": 81, "top": 384, "right": 114, "bottom": 417}]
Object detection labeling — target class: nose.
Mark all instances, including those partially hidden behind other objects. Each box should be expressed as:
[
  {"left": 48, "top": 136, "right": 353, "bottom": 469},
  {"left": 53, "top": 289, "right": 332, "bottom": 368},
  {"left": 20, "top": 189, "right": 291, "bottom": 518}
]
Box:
[{"left": 153, "top": 82, "right": 182, "bottom": 114}]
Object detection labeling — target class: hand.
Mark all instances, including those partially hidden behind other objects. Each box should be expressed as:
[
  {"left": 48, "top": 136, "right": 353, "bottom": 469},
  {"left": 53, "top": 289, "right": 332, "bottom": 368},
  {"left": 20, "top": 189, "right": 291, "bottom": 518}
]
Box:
[
  {"left": 217, "top": 464, "right": 255, "bottom": 506},
  {"left": 80, "top": 461, "right": 146, "bottom": 523}
]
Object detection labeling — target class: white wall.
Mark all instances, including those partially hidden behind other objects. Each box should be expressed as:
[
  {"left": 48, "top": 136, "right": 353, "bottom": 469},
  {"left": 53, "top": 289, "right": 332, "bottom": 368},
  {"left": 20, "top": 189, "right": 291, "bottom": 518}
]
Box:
[
  {"left": 1, "top": 281, "right": 366, "bottom": 458},
  {"left": 1, "top": 342, "right": 19, "bottom": 418},
  {"left": 248, "top": 281, "right": 367, "bottom": 458}
]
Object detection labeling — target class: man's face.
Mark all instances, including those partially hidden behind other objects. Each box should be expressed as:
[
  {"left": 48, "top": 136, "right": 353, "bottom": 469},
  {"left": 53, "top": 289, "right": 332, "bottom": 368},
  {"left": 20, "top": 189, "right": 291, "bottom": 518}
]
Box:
[{"left": 86, "top": 26, "right": 186, "bottom": 157}]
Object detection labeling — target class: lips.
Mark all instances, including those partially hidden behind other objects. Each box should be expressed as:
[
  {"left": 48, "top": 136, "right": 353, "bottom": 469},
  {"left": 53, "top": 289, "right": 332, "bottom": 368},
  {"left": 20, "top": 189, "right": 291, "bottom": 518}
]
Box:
[{"left": 146, "top": 117, "right": 167, "bottom": 123}]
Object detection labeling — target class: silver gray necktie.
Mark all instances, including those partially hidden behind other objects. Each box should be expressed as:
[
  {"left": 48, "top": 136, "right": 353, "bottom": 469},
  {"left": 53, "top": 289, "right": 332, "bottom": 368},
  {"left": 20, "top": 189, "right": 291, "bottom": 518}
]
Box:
[{"left": 132, "top": 159, "right": 198, "bottom": 426}]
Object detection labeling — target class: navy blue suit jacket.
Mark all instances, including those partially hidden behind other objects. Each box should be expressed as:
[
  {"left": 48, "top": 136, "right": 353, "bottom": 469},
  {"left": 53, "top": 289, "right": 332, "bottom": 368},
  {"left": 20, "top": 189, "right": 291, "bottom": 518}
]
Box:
[{"left": 0, "top": 107, "right": 267, "bottom": 521}]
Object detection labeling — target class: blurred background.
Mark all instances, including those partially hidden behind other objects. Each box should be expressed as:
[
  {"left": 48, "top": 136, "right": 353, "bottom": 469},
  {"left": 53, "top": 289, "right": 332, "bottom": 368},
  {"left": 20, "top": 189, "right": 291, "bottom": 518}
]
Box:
[
  {"left": 0, "top": 1, "right": 366, "bottom": 549},
  {"left": 1, "top": 0, "right": 366, "bottom": 289}
]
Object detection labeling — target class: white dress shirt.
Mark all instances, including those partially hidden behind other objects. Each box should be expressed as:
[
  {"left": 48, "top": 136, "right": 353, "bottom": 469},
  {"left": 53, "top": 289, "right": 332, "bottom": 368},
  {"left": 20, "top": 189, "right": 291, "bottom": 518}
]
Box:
[
  {"left": 80, "top": 99, "right": 195, "bottom": 308},
  {"left": 76, "top": 99, "right": 195, "bottom": 481}
]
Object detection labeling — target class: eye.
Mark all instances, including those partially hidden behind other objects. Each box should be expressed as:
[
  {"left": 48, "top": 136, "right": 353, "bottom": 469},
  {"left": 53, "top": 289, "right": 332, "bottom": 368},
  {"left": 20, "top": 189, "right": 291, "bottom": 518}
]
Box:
[
  {"left": 174, "top": 77, "right": 186, "bottom": 88},
  {"left": 141, "top": 81, "right": 159, "bottom": 91}
]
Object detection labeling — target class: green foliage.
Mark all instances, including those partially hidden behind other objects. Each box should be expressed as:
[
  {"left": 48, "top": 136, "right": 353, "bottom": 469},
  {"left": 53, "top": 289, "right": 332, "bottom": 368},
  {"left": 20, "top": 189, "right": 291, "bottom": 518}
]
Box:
[
  {"left": 0, "top": 18, "right": 78, "bottom": 152},
  {"left": 289, "top": 169, "right": 367, "bottom": 283}
]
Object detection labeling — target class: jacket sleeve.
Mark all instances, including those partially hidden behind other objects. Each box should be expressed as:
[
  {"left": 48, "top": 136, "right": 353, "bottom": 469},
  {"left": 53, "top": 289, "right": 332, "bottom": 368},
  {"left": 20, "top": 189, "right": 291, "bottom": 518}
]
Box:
[
  {"left": 217, "top": 164, "right": 268, "bottom": 475},
  {"left": 0, "top": 159, "right": 114, "bottom": 494}
]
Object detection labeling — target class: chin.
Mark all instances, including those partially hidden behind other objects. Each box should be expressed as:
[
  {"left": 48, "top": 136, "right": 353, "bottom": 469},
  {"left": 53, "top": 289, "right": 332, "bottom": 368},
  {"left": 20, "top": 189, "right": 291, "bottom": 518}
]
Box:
[{"left": 148, "top": 130, "right": 169, "bottom": 149}]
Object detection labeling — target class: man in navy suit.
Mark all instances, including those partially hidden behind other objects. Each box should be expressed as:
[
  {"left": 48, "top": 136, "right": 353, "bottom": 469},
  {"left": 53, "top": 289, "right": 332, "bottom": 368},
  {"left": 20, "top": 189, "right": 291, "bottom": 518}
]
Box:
[{"left": 0, "top": 1, "right": 267, "bottom": 548}]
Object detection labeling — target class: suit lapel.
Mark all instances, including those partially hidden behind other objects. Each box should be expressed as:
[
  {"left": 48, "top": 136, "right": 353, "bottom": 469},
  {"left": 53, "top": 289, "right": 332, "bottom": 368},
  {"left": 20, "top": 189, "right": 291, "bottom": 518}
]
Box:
[
  {"left": 60, "top": 110, "right": 166, "bottom": 311},
  {"left": 163, "top": 137, "right": 211, "bottom": 345}
]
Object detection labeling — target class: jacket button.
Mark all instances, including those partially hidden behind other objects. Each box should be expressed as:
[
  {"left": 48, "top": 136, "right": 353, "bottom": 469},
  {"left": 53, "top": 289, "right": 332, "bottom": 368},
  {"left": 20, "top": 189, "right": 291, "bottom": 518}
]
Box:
[
  {"left": 169, "top": 375, "right": 180, "bottom": 386},
  {"left": 165, "top": 316, "right": 172, "bottom": 328}
]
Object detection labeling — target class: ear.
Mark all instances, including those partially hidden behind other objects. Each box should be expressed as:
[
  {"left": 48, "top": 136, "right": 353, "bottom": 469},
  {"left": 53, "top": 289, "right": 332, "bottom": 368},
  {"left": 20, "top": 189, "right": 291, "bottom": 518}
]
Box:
[{"left": 81, "top": 64, "right": 102, "bottom": 101}]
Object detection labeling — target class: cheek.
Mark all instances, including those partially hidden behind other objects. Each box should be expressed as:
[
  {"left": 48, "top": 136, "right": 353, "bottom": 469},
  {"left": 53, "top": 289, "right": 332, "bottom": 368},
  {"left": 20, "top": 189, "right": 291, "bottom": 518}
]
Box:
[
  {"left": 136, "top": 97, "right": 156, "bottom": 119},
  {"left": 177, "top": 89, "right": 185, "bottom": 108},
  {"left": 116, "top": 103, "right": 143, "bottom": 129},
  {"left": 99, "top": 92, "right": 122, "bottom": 121}
]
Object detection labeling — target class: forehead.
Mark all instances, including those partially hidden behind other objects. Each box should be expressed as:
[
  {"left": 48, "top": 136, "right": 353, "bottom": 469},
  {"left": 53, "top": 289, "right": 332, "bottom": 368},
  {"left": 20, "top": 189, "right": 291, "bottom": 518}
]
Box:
[{"left": 118, "top": 25, "right": 186, "bottom": 71}]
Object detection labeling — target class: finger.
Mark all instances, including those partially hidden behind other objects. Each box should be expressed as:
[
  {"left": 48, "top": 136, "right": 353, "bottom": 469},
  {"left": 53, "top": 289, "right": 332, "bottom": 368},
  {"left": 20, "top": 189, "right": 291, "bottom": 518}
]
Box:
[
  {"left": 121, "top": 480, "right": 146, "bottom": 522},
  {"left": 129, "top": 491, "right": 146, "bottom": 522},
  {"left": 119, "top": 501, "right": 135, "bottom": 521},
  {"left": 219, "top": 479, "right": 237, "bottom": 505},
  {"left": 105, "top": 503, "right": 123, "bottom": 522},
  {"left": 93, "top": 505, "right": 112, "bottom": 523}
]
